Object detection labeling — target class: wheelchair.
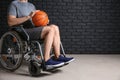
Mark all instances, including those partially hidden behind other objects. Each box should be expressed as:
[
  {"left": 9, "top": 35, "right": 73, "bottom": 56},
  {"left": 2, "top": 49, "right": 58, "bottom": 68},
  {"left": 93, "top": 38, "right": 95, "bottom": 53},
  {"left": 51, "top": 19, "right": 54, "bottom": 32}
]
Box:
[{"left": 0, "top": 24, "right": 66, "bottom": 76}]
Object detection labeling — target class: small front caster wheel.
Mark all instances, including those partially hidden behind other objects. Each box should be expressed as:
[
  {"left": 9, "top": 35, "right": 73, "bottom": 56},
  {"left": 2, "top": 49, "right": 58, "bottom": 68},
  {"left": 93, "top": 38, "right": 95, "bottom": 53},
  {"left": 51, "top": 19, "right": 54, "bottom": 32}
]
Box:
[{"left": 28, "top": 60, "right": 41, "bottom": 76}]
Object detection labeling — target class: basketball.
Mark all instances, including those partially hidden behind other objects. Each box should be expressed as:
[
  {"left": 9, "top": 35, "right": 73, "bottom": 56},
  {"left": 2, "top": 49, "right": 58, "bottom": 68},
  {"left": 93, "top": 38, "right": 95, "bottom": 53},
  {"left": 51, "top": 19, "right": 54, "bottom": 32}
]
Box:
[{"left": 32, "top": 10, "right": 49, "bottom": 27}]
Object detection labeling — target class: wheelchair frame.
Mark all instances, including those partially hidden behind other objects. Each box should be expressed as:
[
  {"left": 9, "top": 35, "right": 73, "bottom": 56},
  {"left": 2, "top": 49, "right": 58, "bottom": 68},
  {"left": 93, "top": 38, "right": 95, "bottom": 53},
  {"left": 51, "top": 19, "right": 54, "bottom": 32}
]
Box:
[{"left": 0, "top": 25, "right": 66, "bottom": 76}]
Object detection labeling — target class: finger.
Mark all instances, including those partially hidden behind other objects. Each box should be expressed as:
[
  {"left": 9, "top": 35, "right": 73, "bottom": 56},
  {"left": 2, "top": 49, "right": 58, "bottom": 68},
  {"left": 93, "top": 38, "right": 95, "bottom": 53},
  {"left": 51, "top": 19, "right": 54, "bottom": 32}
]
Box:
[{"left": 35, "top": 10, "right": 40, "bottom": 12}]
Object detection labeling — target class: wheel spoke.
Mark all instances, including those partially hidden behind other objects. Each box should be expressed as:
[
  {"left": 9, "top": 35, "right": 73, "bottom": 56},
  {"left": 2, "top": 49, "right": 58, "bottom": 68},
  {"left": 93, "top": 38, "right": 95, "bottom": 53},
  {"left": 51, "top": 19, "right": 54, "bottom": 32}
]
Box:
[{"left": 0, "top": 31, "right": 23, "bottom": 71}]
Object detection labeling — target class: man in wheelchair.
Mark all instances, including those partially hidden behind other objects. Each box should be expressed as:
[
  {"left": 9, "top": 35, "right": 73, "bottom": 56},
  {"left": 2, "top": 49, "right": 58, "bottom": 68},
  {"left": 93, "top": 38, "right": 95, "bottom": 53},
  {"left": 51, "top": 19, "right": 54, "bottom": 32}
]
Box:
[{"left": 6, "top": 0, "right": 74, "bottom": 70}]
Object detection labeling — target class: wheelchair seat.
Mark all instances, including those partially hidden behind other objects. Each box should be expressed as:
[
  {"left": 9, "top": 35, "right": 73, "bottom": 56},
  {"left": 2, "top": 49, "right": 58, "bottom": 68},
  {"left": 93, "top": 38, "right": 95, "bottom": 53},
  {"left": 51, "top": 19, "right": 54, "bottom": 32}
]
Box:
[
  {"left": 10, "top": 25, "right": 44, "bottom": 44},
  {"left": 10, "top": 26, "right": 29, "bottom": 41},
  {"left": 10, "top": 20, "right": 36, "bottom": 40}
]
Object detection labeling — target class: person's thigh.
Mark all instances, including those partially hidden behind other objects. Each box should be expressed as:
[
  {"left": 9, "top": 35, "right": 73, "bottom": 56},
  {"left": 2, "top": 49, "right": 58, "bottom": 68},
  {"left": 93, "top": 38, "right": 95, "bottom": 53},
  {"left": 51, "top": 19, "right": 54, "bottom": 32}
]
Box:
[{"left": 25, "top": 27, "right": 43, "bottom": 40}]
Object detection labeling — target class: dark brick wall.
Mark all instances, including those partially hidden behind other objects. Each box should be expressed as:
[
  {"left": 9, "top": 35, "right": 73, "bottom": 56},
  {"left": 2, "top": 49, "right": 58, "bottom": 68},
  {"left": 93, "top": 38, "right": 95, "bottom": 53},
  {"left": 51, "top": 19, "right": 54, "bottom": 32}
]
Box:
[
  {"left": 0, "top": 0, "right": 120, "bottom": 54},
  {"left": 0, "top": 0, "right": 10, "bottom": 37}
]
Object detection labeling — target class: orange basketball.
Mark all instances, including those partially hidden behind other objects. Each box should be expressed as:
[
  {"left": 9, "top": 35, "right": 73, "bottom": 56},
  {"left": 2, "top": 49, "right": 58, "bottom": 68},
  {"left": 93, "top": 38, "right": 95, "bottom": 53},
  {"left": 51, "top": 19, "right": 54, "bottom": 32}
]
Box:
[{"left": 32, "top": 10, "right": 49, "bottom": 27}]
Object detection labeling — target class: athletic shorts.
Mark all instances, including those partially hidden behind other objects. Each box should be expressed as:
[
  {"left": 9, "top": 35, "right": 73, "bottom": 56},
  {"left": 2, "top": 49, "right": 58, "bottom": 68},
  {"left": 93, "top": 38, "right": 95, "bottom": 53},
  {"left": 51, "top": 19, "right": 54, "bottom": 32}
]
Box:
[{"left": 25, "top": 27, "right": 43, "bottom": 40}]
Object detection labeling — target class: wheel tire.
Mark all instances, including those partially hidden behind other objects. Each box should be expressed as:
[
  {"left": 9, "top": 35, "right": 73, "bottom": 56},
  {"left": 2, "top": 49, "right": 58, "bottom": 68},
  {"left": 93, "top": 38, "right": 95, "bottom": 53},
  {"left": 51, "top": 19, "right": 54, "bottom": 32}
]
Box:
[
  {"left": 0, "top": 31, "right": 24, "bottom": 71},
  {"left": 28, "top": 60, "right": 41, "bottom": 76}
]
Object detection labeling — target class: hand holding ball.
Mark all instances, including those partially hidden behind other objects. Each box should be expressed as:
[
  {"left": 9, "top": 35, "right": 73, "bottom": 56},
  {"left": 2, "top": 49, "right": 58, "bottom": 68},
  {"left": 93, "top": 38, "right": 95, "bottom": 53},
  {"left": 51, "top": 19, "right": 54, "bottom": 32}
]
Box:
[{"left": 32, "top": 10, "right": 49, "bottom": 27}]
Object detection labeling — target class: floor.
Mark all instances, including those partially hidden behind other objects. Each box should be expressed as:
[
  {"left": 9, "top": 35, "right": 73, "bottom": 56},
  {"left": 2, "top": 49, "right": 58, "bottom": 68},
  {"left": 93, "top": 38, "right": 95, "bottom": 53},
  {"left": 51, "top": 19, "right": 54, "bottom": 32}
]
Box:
[{"left": 0, "top": 54, "right": 120, "bottom": 80}]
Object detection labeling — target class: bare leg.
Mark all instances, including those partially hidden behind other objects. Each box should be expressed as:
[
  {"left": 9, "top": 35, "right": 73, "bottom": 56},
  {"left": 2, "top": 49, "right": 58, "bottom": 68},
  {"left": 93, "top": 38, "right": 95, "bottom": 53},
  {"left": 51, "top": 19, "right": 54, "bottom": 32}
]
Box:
[
  {"left": 50, "top": 25, "right": 61, "bottom": 58},
  {"left": 41, "top": 26, "right": 55, "bottom": 61},
  {"left": 40, "top": 25, "right": 74, "bottom": 65}
]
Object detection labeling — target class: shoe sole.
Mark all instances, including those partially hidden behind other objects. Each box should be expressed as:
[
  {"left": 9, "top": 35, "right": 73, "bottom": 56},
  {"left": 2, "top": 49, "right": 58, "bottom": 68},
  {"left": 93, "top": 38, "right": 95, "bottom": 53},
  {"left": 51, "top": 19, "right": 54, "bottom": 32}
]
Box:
[
  {"left": 65, "top": 58, "right": 75, "bottom": 64},
  {"left": 46, "top": 62, "right": 64, "bottom": 70}
]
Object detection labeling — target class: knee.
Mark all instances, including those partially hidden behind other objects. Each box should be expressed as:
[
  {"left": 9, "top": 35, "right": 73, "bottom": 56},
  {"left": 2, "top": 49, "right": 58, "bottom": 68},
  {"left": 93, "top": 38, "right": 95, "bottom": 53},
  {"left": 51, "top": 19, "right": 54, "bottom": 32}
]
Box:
[
  {"left": 50, "top": 24, "right": 59, "bottom": 32},
  {"left": 41, "top": 27, "right": 55, "bottom": 39},
  {"left": 49, "top": 27, "right": 55, "bottom": 34}
]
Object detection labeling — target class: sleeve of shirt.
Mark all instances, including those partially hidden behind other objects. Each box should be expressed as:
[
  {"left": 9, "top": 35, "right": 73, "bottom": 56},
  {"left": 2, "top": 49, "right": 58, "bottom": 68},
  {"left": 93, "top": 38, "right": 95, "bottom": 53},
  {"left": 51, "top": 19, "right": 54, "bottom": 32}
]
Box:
[
  {"left": 7, "top": 3, "right": 17, "bottom": 16},
  {"left": 31, "top": 3, "right": 36, "bottom": 11}
]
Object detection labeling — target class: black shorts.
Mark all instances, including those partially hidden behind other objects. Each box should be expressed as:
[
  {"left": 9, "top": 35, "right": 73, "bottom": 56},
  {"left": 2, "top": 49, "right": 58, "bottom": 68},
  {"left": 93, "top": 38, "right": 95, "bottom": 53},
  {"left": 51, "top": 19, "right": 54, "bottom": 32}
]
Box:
[{"left": 25, "top": 27, "right": 43, "bottom": 40}]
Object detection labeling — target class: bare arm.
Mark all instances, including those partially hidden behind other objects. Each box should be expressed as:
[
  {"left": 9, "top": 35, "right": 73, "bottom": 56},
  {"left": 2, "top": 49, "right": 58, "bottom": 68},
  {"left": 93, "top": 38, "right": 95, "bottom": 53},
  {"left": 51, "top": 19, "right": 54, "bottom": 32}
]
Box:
[
  {"left": 7, "top": 15, "right": 31, "bottom": 27},
  {"left": 8, "top": 11, "right": 36, "bottom": 27}
]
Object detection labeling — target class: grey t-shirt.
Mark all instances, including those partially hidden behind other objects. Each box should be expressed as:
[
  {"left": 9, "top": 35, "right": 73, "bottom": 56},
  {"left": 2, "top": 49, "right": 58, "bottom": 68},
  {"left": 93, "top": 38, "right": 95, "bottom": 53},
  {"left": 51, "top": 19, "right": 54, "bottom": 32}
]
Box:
[
  {"left": 8, "top": 0, "right": 36, "bottom": 18},
  {"left": 8, "top": 0, "right": 36, "bottom": 28}
]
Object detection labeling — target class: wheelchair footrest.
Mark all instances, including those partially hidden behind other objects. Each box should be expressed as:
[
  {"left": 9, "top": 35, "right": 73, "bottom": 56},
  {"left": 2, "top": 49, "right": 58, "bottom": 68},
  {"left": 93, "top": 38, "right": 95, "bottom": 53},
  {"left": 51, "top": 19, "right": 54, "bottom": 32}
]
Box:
[{"left": 42, "top": 63, "right": 66, "bottom": 71}]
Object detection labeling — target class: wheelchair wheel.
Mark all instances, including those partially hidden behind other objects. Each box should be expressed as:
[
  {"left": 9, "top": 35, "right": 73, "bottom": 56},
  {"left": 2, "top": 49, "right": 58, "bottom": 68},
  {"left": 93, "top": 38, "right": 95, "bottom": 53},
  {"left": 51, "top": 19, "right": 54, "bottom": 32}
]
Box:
[
  {"left": 0, "top": 31, "right": 24, "bottom": 71},
  {"left": 28, "top": 60, "right": 41, "bottom": 76}
]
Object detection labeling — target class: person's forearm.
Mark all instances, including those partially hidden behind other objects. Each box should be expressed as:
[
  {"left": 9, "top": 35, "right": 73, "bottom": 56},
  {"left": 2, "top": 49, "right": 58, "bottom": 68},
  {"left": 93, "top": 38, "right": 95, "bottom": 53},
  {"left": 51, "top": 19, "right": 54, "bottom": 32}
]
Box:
[{"left": 8, "top": 16, "right": 31, "bottom": 27}]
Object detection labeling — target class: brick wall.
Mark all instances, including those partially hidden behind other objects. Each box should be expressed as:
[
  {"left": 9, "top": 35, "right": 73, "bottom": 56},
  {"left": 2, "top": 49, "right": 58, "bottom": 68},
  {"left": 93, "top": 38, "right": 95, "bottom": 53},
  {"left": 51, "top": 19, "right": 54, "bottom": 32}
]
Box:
[
  {"left": 0, "top": 0, "right": 120, "bottom": 54},
  {"left": 0, "top": 0, "right": 10, "bottom": 37}
]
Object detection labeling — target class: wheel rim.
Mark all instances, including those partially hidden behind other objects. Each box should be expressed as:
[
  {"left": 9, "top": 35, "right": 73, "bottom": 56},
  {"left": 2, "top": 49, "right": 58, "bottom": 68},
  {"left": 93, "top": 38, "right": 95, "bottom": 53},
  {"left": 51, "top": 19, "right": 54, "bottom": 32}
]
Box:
[{"left": 0, "top": 32, "right": 23, "bottom": 70}]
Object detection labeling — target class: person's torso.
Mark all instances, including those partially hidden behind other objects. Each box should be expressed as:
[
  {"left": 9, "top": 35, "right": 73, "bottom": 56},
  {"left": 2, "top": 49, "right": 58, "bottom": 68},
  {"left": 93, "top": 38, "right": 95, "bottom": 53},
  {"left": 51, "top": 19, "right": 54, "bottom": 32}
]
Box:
[
  {"left": 11, "top": 1, "right": 36, "bottom": 28},
  {"left": 12, "top": 1, "right": 35, "bottom": 18}
]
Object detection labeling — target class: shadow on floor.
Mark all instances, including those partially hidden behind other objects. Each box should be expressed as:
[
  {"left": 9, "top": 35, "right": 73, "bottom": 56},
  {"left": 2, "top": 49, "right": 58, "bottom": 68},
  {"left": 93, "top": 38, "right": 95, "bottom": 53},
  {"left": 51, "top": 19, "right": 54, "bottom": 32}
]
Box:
[{"left": 0, "top": 64, "right": 63, "bottom": 77}]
